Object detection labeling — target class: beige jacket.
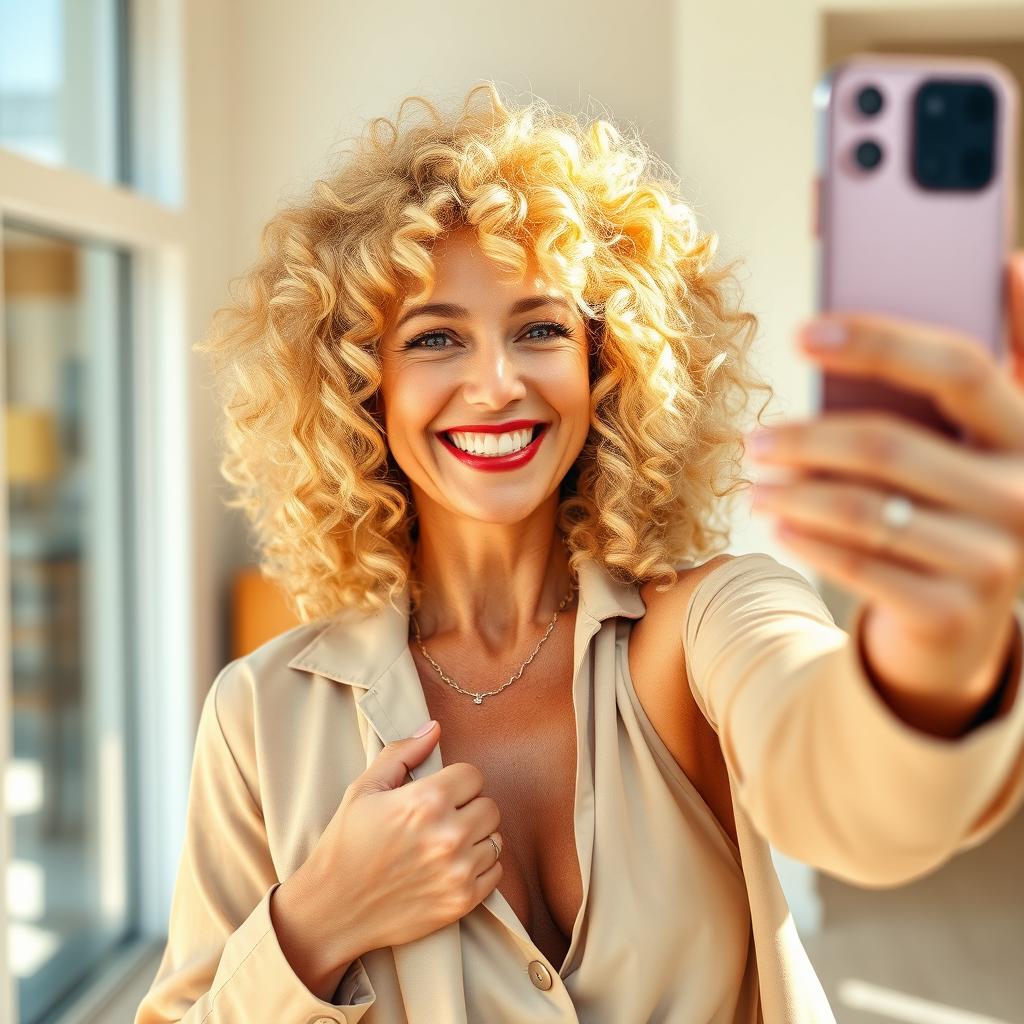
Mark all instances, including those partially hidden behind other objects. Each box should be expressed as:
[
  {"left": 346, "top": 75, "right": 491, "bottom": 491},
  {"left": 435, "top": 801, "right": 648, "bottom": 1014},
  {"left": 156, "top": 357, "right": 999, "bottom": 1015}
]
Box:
[{"left": 135, "top": 552, "right": 1024, "bottom": 1023}]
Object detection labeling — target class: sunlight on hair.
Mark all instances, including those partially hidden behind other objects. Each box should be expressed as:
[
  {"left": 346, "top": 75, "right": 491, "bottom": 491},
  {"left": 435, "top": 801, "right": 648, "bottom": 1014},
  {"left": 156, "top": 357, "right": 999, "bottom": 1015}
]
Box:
[
  {"left": 839, "top": 979, "right": 1014, "bottom": 1024},
  {"left": 195, "top": 81, "right": 775, "bottom": 618}
]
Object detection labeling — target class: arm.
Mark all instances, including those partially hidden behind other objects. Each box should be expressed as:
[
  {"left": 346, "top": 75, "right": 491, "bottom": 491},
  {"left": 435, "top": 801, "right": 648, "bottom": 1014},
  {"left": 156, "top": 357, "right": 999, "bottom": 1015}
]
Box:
[
  {"left": 134, "top": 661, "right": 376, "bottom": 1023},
  {"left": 270, "top": 875, "right": 356, "bottom": 1004},
  {"left": 682, "top": 553, "right": 1024, "bottom": 889},
  {"left": 857, "top": 600, "right": 1021, "bottom": 738}
]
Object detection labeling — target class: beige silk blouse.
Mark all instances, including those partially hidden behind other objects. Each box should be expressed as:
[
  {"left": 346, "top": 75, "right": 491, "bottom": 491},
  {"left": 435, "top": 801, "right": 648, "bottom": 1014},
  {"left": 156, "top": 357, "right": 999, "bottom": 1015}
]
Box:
[{"left": 135, "top": 551, "right": 1024, "bottom": 1024}]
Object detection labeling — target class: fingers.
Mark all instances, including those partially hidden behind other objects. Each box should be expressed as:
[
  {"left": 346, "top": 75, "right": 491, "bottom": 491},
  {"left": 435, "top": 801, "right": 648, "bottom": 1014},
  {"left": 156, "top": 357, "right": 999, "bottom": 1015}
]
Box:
[
  {"left": 770, "top": 521, "right": 978, "bottom": 641},
  {"left": 797, "top": 312, "right": 1024, "bottom": 451},
  {"left": 409, "top": 760, "right": 486, "bottom": 809},
  {"left": 1008, "top": 251, "right": 1024, "bottom": 387},
  {"left": 752, "top": 478, "right": 1022, "bottom": 596},
  {"left": 748, "top": 414, "right": 1024, "bottom": 536}
]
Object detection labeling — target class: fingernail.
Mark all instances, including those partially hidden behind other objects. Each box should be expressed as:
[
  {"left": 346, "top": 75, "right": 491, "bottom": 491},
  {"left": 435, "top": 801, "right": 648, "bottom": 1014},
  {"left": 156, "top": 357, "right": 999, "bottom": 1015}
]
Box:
[
  {"left": 804, "top": 319, "right": 847, "bottom": 347},
  {"left": 746, "top": 430, "right": 775, "bottom": 455},
  {"left": 412, "top": 719, "right": 436, "bottom": 738}
]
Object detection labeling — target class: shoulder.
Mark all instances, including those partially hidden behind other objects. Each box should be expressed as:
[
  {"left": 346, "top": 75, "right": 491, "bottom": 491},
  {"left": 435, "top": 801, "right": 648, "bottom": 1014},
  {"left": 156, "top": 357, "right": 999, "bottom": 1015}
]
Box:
[
  {"left": 639, "top": 550, "right": 810, "bottom": 628},
  {"left": 633, "top": 550, "right": 806, "bottom": 663},
  {"left": 207, "top": 618, "right": 338, "bottom": 742},
  {"left": 193, "top": 618, "right": 346, "bottom": 806},
  {"left": 637, "top": 552, "right": 739, "bottom": 626}
]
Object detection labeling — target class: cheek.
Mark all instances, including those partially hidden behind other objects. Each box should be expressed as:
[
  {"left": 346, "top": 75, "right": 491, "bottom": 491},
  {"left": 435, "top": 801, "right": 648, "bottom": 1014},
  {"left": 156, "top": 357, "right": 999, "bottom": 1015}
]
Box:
[
  {"left": 380, "top": 365, "right": 445, "bottom": 435},
  {"left": 547, "top": 353, "right": 592, "bottom": 409}
]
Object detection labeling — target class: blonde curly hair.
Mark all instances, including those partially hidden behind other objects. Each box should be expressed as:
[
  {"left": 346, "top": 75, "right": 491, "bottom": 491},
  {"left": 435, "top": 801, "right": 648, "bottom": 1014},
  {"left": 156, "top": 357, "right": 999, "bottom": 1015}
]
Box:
[{"left": 196, "top": 82, "right": 773, "bottom": 621}]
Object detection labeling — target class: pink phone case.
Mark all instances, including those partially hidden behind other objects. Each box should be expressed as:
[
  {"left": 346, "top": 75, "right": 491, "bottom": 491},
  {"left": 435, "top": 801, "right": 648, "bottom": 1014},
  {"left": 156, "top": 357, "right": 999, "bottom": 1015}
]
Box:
[{"left": 813, "top": 53, "right": 1019, "bottom": 444}]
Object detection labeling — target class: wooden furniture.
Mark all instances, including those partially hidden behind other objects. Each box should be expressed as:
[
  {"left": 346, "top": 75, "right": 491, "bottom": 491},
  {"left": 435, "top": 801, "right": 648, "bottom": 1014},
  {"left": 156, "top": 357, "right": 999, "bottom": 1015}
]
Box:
[{"left": 230, "top": 566, "right": 302, "bottom": 659}]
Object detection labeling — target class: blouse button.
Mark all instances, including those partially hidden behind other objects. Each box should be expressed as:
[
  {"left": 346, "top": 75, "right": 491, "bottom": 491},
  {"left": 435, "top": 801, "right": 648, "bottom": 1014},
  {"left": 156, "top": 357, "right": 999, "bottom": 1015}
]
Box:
[{"left": 527, "top": 960, "right": 553, "bottom": 990}]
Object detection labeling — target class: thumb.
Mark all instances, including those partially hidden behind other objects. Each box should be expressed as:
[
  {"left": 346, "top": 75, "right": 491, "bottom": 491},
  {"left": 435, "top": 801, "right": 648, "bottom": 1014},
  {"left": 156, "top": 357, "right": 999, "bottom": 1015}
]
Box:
[{"left": 354, "top": 719, "right": 440, "bottom": 794}]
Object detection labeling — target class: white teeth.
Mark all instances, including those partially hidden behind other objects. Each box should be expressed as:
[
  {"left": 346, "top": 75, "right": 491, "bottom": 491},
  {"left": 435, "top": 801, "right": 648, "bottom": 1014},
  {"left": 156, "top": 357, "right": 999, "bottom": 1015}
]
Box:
[{"left": 447, "top": 427, "right": 535, "bottom": 456}]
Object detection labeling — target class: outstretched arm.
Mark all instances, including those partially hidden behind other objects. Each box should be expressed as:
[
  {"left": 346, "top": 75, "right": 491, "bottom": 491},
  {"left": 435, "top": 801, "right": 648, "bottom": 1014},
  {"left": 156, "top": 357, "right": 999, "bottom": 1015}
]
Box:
[{"left": 682, "top": 553, "right": 1024, "bottom": 889}]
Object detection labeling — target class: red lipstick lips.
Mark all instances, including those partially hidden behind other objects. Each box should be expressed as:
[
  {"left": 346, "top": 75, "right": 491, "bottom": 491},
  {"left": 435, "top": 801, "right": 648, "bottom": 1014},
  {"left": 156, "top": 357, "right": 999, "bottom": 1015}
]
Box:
[
  {"left": 438, "top": 422, "right": 549, "bottom": 472},
  {"left": 437, "top": 419, "right": 544, "bottom": 434}
]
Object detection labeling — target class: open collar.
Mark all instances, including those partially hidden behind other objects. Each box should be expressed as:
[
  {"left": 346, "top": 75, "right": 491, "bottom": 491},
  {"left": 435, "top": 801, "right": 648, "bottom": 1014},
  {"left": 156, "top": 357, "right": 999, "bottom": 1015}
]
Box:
[{"left": 287, "top": 550, "right": 647, "bottom": 694}]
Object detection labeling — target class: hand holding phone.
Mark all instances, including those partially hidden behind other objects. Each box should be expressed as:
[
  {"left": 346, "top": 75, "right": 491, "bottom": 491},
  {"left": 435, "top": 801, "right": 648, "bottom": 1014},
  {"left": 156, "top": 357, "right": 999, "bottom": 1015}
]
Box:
[{"left": 744, "top": 53, "right": 1024, "bottom": 733}]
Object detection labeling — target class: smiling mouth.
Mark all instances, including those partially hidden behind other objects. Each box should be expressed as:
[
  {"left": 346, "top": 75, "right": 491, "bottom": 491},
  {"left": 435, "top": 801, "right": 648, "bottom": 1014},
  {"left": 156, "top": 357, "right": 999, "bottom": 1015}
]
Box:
[
  {"left": 439, "top": 422, "right": 549, "bottom": 458},
  {"left": 441, "top": 423, "right": 546, "bottom": 446}
]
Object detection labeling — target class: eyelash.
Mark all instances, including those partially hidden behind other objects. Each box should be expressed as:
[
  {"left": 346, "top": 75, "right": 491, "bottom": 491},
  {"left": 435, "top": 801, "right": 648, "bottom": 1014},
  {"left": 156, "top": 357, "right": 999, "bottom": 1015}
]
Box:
[{"left": 402, "top": 320, "right": 577, "bottom": 351}]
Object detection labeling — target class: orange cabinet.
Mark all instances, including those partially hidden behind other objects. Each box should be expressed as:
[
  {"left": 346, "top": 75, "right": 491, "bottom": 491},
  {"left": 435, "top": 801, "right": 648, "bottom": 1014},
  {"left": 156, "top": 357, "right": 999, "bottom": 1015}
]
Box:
[{"left": 230, "top": 566, "right": 302, "bottom": 659}]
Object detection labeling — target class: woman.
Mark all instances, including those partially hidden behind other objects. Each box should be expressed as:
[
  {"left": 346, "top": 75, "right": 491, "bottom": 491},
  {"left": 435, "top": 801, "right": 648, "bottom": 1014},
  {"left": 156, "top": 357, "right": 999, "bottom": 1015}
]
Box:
[{"left": 136, "top": 83, "right": 1024, "bottom": 1023}]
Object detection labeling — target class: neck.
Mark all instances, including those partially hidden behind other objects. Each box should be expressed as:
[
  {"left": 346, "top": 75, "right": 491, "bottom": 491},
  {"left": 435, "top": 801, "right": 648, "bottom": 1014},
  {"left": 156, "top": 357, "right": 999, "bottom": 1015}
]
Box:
[{"left": 409, "top": 528, "right": 577, "bottom": 655}]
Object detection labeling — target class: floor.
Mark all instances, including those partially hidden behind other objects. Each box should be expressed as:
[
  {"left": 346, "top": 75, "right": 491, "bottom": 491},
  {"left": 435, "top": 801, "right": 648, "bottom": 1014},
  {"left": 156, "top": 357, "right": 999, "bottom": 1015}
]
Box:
[
  {"left": 76, "top": 949, "right": 163, "bottom": 1024},
  {"left": 803, "top": 806, "right": 1024, "bottom": 1023}
]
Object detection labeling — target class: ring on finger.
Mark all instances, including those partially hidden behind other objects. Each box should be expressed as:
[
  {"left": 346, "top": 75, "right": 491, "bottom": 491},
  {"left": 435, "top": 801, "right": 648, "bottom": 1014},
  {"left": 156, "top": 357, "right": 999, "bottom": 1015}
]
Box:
[{"left": 876, "top": 493, "right": 916, "bottom": 555}]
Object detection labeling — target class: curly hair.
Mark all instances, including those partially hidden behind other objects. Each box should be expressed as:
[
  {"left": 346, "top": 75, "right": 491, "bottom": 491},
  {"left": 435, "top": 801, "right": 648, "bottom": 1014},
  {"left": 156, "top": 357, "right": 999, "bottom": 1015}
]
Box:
[{"left": 196, "top": 81, "right": 774, "bottom": 621}]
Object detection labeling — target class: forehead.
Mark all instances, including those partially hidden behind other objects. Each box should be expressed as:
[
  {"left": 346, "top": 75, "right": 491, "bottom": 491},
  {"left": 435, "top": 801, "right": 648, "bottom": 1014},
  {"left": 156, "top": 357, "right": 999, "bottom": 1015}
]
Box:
[{"left": 395, "top": 229, "right": 567, "bottom": 311}]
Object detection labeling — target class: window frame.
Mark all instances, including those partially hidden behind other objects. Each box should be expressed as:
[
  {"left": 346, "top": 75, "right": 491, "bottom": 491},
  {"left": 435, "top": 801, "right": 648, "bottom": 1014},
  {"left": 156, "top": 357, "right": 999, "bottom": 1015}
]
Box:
[{"left": 0, "top": 0, "right": 193, "bottom": 1019}]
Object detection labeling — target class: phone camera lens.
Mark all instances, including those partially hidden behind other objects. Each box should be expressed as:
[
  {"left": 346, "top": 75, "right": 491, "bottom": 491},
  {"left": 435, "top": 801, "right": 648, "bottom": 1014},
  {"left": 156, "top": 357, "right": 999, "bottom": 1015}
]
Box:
[
  {"left": 913, "top": 81, "right": 995, "bottom": 191},
  {"left": 856, "top": 86, "right": 884, "bottom": 116},
  {"left": 965, "top": 84, "right": 995, "bottom": 123},
  {"left": 854, "top": 140, "right": 883, "bottom": 169},
  {"left": 919, "top": 151, "right": 947, "bottom": 184},
  {"left": 962, "top": 147, "right": 992, "bottom": 186}
]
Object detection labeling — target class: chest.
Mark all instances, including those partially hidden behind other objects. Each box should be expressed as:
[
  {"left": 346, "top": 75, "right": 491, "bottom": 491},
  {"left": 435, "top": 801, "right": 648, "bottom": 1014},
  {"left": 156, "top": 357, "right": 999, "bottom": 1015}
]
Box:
[
  {"left": 413, "top": 613, "right": 581, "bottom": 971},
  {"left": 410, "top": 601, "right": 736, "bottom": 973}
]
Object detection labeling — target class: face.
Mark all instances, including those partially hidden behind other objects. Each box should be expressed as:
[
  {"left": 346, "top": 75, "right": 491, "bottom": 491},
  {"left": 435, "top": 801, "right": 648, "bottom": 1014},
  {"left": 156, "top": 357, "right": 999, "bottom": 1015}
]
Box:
[{"left": 378, "top": 227, "right": 592, "bottom": 530}]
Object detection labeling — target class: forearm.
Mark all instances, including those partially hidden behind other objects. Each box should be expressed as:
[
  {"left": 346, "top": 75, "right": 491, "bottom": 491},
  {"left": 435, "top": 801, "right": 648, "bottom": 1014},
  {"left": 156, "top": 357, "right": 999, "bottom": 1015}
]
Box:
[
  {"left": 859, "top": 608, "right": 1021, "bottom": 740},
  {"left": 269, "top": 875, "right": 364, "bottom": 1004}
]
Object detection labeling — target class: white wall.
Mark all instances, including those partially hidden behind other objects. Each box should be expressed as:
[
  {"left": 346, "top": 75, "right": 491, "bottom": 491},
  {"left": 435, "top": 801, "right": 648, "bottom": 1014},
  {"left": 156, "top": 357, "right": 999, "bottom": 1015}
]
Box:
[{"left": 182, "top": 0, "right": 234, "bottom": 700}]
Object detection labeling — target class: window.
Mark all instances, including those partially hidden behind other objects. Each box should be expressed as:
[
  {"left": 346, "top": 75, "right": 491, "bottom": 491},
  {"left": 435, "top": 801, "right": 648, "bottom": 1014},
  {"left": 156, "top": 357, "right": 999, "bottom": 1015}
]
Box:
[
  {"left": 4, "top": 223, "right": 135, "bottom": 1024},
  {"left": 0, "top": 0, "right": 127, "bottom": 190},
  {"left": 1, "top": 2, "right": 190, "bottom": 1021}
]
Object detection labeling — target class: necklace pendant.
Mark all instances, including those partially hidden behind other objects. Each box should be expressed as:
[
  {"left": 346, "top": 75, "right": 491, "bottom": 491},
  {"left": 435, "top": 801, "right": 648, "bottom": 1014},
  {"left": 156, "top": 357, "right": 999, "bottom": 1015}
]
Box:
[{"left": 473, "top": 694, "right": 484, "bottom": 705}]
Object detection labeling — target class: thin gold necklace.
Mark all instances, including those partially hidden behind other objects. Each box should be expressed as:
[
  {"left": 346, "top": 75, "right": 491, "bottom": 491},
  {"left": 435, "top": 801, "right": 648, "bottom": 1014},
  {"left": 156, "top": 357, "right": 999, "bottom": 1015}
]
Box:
[{"left": 410, "top": 580, "right": 577, "bottom": 705}]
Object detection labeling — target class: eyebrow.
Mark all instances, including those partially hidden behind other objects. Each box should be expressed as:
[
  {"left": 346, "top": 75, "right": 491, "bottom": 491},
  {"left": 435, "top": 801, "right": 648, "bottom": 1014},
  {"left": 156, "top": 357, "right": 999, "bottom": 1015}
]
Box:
[{"left": 395, "top": 295, "right": 574, "bottom": 330}]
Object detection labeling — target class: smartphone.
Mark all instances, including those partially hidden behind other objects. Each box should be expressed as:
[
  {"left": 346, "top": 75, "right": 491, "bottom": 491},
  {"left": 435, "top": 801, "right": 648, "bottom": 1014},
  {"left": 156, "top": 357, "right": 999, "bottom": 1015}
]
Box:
[{"left": 812, "top": 53, "right": 1019, "bottom": 444}]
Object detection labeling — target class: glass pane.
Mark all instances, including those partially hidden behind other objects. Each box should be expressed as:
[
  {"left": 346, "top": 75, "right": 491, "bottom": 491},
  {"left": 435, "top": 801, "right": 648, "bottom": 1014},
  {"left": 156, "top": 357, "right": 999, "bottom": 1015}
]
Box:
[
  {"left": 0, "top": 0, "right": 124, "bottom": 186},
  {"left": 3, "top": 221, "right": 135, "bottom": 1024}
]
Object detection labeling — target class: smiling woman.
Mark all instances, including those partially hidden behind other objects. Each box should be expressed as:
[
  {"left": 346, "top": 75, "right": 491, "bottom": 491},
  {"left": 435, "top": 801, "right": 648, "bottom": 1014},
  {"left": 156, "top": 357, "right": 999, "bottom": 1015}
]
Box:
[
  {"left": 135, "top": 80, "right": 1024, "bottom": 1024},
  {"left": 192, "top": 82, "right": 772, "bottom": 622}
]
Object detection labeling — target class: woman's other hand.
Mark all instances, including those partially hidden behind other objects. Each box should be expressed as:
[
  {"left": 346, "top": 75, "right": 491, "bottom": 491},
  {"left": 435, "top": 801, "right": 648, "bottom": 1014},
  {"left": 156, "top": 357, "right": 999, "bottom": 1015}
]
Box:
[
  {"left": 288, "top": 720, "right": 504, "bottom": 965},
  {"left": 744, "top": 253, "right": 1024, "bottom": 733}
]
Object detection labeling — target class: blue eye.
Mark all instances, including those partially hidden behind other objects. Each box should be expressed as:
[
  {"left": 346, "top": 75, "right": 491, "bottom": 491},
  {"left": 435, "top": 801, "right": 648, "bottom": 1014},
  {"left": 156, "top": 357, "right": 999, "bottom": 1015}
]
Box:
[{"left": 403, "top": 321, "right": 576, "bottom": 350}]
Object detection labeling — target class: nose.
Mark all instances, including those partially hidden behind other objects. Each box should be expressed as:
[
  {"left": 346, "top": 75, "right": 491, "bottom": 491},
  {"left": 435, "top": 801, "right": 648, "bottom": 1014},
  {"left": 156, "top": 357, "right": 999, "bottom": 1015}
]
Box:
[{"left": 460, "top": 340, "right": 529, "bottom": 408}]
